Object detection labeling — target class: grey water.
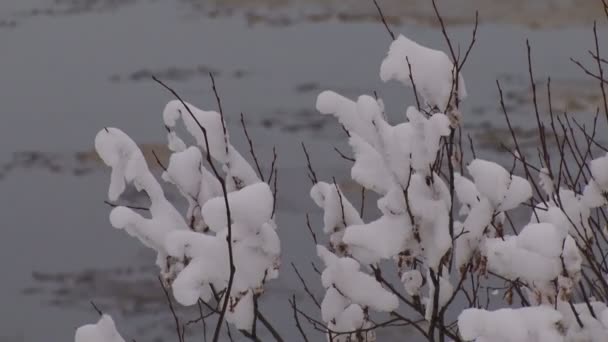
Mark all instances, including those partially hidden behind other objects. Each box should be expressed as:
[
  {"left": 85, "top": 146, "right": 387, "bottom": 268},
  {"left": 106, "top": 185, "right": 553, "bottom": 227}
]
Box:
[{"left": 1, "top": 0, "right": 607, "bottom": 340}]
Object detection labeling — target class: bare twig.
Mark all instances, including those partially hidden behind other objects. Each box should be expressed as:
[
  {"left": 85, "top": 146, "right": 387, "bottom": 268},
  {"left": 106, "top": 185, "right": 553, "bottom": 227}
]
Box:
[
  {"left": 333, "top": 147, "right": 355, "bottom": 162},
  {"left": 406, "top": 56, "right": 422, "bottom": 110},
  {"left": 209, "top": 73, "right": 229, "bottom": 157},
  {"left": 292, "top": 263, "right": 321, "bottom": 309},
  {"left": 272, "top": 167, "right": 279, "bottom": 218},
  {"left": 268, "top": 146, "right": 278, "bottom": 184},
  {"left": 431, "top": 0, "right": 457, "bottom": 65},
  {"left": 158, "top": 276, "right": 184, "bottom": 342},
  {"left": 360, "top": 187, "right": 366, "bottom": 218},
  {"left": 90, "top": 301, "right": 103, "bottom": 316},
  {"left": 291, "top": 295, "right": 310, "bottom": 342},
  {"left": 240, "top": 113, "right": 265, "bottom": 181},
  {"left": 458, "top": 11, "right": 479, "bottom": 70},
  {"left": 305, "top": 213, "right": 318, "bottom": 245},
  {"left": 256, "top": 308, "right": 284, "bottom": 342},
  {"left": 332, "top": 177, "right": 347, "bottom": 228},
  {"left": 301, "top": 143, "right": 318, "bottom": 184},
  {"left": 151, "top": 150, "right": 168, "bottom": 171},
  {"left": 371, "top": 0, "right": 395, "bottom": 40},
  {"left": 592, "top": 21, "right": 608, "bottom": 122}
]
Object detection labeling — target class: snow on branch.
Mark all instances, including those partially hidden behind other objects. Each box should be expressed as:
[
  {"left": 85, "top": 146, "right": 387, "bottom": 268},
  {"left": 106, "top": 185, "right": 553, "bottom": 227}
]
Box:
[
  {"left": 75, "top": 315, "right": 125, "bottom": 342},
  {"left": 94, "top": 95, "right": 280, "bottom": 338},
  {"left": 86, "top": 3, "right": 608, "bottom": 340},
  {"left": 305, "top": 23, "right": 608, "bottom": 342},
  {"left": 380, "top": 35, "right": 467, "bottom": 111}
]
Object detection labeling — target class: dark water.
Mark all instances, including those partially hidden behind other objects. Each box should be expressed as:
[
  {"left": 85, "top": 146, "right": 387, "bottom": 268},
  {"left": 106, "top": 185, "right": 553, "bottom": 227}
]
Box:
[{"left": 1, "top": 0, "right": 608, "bottom": 340}]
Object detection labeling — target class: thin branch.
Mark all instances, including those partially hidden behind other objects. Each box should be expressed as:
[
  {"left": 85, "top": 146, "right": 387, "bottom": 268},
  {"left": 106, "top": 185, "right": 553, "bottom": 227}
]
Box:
[
  {"left": 209, "top": 73, "right": 229, "bottom": 157},
  {"left": 406, "top": 56, "right": 422, "bottom": 110},
  {"left": 301, "top": 142, "right": 318, "bottom": 184},
  {"left": 332, "top": 177, "right": 347, "bottom": 227},
  {"left": 431, "top": 0, "right": 457, "bottom": 64},
  {"left": 333, "top": 147, "right": 355, "bottom": 162},
  {"left": 252, "top": 296, "right": 259, "bottom": 339},
  {"left": 239, "top": 330, "right": 262, "bottom": 342},
  {"left": 272, "top": 166, "right": 279, "bottom": 218},
  {"left": 268, "top": 146, "right": 278, "bottom": 184},
  {"left": 305, "top": 213, "right": 318, "bottom": 245},
  {"left": 458, "top": 11, "right": 479, "bottom": 70},
  {"left": 360, "top": 187, "right": 366, "bottom": 218},
  {"left": 240, "top": 113, "right": 265, "bottom": 181},
  {"left": 371, "top": 0, "right": 395, "bottom": 40},
  {"left": 256, "top": 308, "right": 285, "bottom": 342},
  {"left": 291, "top": 295, "right": 310, "bottom": 342},
  {"left": 571, "top": 57, "right": 608, "bottom": 84},
  {"left": 158, "top": 276, "right": 184, "bottom": 342},
  {"left": 226, "top": 322, "right": 234, "bottom": 342},
  {"left": 467, "top": 134, "right": 476, "bottom": 159},
  {"left": 151, "top": 150, "right": 168, "bottom": 171},
  {"left": 291, "top": 263, "right": 321, "bottom": 309},
  {"left": 90, "top": 301, "right": 103, "bottom": 316}
]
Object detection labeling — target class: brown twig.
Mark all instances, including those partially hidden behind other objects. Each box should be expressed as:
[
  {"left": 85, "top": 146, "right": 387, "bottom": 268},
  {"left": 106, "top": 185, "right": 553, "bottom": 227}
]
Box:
[
  {"left": 292, "top": 263, "right": 322, "bottom": 309},
  {"left": 151, "top": 150, "right": 168, "bottom": 172},
  {"left": 240, "top": 113, "right": 265, "bottom": 181},
  {"left": 268, "top": 146, "right": 278, "bottom": 184},
  {"left": 291, "top": 295, "right": 310, "bottom": 342},
  {"left": 332, "top": 177, "right": 347, "bottom": 228},
  {"left": 406, "top": 56, "right": 422, "bottom": 110},
  {"left": 305, "top": 213, "right": 318, "bottom": 245},
  {"left": 371, "top": 0, "right": 395, "bottom": 40},
  {"left": 158, "top": 276, "right": 184, "bottom": 342},
  {"left": 333, "top": 147, "right": 355, "bottom": 162},
  {"left": 272, "top": 166, "right": 279, "bottom": 218},
  {"left": 90, "top": 301, "right": 103, "bottom": 316},
  {"left": 301, "top": 142, "right": 318, "bottom": 184},
  {"left": 592, "top": 22, "right": 608, "bottom": 122},
  {"left": 256, "top": 308, "right": 285, "bottom": 342}
]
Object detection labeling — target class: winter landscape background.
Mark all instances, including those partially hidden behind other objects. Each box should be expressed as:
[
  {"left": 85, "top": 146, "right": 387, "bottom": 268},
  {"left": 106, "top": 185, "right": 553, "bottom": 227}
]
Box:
[{"left": 1, "top": 0, "right": 608, "bottom": 340}]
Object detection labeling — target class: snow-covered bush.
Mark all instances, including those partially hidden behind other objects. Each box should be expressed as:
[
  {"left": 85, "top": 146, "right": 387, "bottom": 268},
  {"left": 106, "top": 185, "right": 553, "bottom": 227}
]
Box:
[
  {"left": 79, "top": 2, "right": 608, "bottom": 342},
  {"left": 88, "top": 91, "right": 280, "bottom": 340},
  {"left": 301, "top": 7, "right": 608, "bottom": 342}
]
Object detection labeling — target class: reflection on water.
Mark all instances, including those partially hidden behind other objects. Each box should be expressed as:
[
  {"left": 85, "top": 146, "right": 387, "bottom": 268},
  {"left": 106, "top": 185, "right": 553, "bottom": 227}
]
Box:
[
  {"left": 27, "top": 266, "right": 159, "bottom": 314},
  {"left": 15, "top": 0, "right": 137, "bottom": 19},
  {"left": 495, "top": 73, "right": 608, "bottom": 115},
  {"left": 109, "top": 65, "right": 251, "bottom": 83},
  {"left": 2, "top": 0, "right": 607, "bottom": 29},
  {"left": 25, "top": 266, "right": 225, "bottom": 341},
  {"left": 472, "top": 122, "right": 562, "bottom": 151}
]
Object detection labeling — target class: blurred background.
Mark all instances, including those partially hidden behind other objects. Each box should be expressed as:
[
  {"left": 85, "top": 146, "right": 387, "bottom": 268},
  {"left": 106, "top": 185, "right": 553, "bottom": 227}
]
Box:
[{"left": 1, "top": 0, "right": 607, "bottom": 340}]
